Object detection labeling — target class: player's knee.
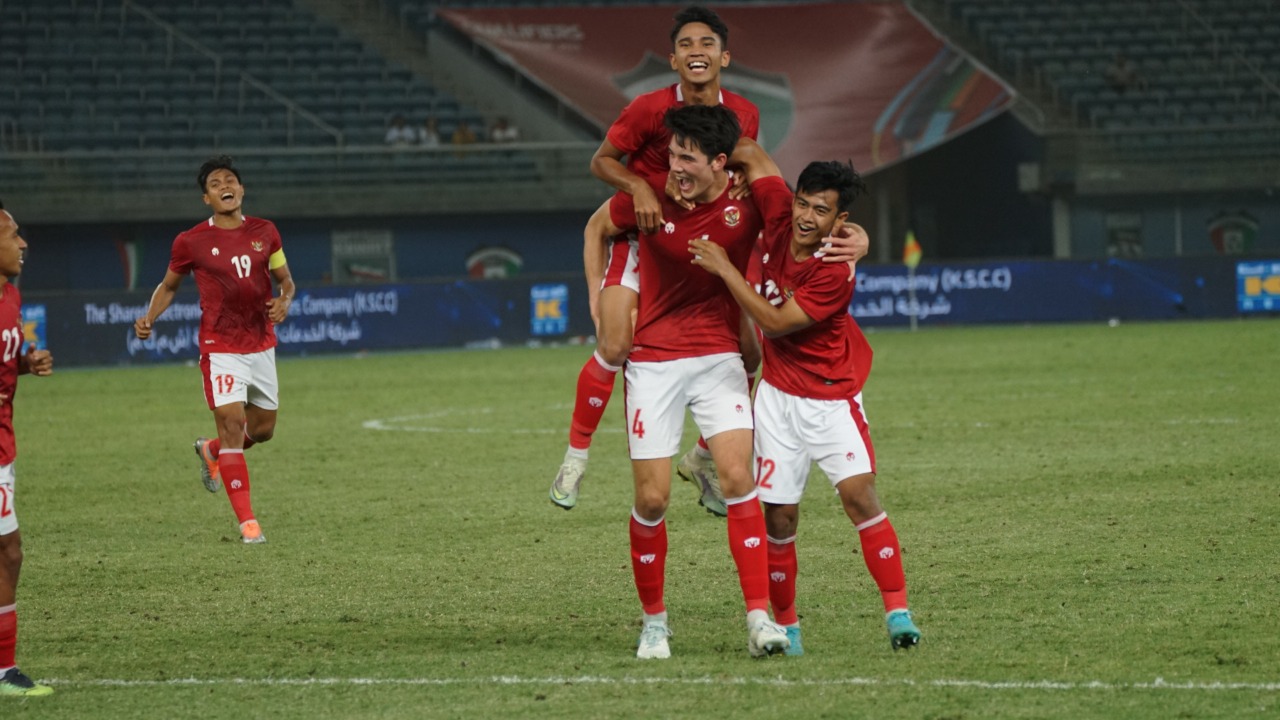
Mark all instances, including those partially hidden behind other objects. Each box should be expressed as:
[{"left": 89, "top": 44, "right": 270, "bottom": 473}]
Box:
[
  {"left": 633, "top": 490, "right": 669, "bottom": 520},
  {"left": 0, "top": 537, "right": 22, "bottom": 573},
  {"left": 719, "top": 469, "right": 756, "bottom": 500},
  {"left": 597, "top": 335, "right": 632, "bottom": 366},
  {"left": 764, "top": 509, "right": 797, "bottom": 539},
  {"left": 250, "top": 422, "right": 276, "bottom": 443}
]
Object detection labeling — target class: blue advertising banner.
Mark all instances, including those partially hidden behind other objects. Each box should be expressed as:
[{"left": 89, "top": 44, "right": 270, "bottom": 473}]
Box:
[
  {"left": 849, "top": 257, "right": 1250, "bottom": 327},
  {"left": 1236, "top": 260, "right": 1280, "bottom": 313},
  {"left": 19, "top": 257, "right": 1270, "bottom": 367}
]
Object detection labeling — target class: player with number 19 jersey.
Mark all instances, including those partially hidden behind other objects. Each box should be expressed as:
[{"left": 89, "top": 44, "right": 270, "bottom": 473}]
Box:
[{"left": 169, "top": 216, "right": 283, "bottom": 354}]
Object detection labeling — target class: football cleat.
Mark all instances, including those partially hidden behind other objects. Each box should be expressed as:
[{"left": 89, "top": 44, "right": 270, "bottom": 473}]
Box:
[
  {"left": 193, "top": 437, "right": 221, "bottom": 493},
  {"left": 747, "top": 618, "right": 790, "bottom": 658},
  {"left": 676, "top": 447, "right": 727, "bottom": 517},
  {"left": 549, "top": 453, "right": 587, "bottom": 510},
  {"left": 783, "top": 624, "right": 804, "bottom": 656},
  {"left": 239, "top": 519, "right": 266, "bottom": 544},
  {"left": 887, "top": 609, "right": 921, "bottom": 650},
  {"left": 0, "top": 667, "right": 54, "bottom": 697},
  {"left": 636, "top": 621, "right": 672, "bottom": 660}
]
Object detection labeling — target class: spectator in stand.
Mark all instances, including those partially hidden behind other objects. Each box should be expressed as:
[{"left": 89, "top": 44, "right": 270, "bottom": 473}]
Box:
[
  {"left": 452, "top": 120, "right": 479, "bottom": 157},
  {"left": 384, "top": 114, "right": 416, "bottom": 146},
  {"left": 489, "top": 117, "right": 520, "bottom": 144},
  {"left": 418, "top": 116, "right": 442, "bottom": 148},
  {"left": 1104, "top": 53, "right": 1144, "bottom": 95}
]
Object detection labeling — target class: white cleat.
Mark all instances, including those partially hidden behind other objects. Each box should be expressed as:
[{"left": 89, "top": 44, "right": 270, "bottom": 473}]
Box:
[
  {"left": 748, "top": 618, "right": 791, "bottom": 658},
  {"left": 636, "top": 622, "right": 672, "bottom": 660},
  {"left": 676, "top": 447, "right": 727, "bottom": 517},
  {"left": 549, "top": 452, "right": 587, "bottom": 510}
]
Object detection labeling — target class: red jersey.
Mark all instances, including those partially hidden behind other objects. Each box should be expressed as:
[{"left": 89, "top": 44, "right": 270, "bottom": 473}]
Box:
[
  {"left": 606, "top": 84, "right": 760, "bottom": 181},
  {"left": 611, "top": 177, "right": 762, "bottom": 362},
  {"left": 0, "top": 284, "right": 23, "bottom": 464},
  {"left": 752, "top": 177, "right": 873, "bottom": 400},
  {"left": 169, "top": 216, "right": 283, "bottom": 355}
]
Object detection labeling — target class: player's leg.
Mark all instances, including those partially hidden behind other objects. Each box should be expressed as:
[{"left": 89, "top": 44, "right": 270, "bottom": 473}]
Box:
[
  {"left": 202, "top": 353, "right": 265, "bottom": 544},
  {"left": 691, "top": 354, "right": 786, "bottom": 656},
  {"left": 753, "top": 379, "right": 812, "bottom": 656},
  {"left": 0, "top": 468, "right": 52, "bottom": 697},
  {"left": 817, "top": 392, "right": 918, "bottom": 649},
  {"left": 676, "top": 318, "right": 758, "bottom": 517},
  {"left": 551, "top": 238, "right": 638, "bottom": 509},
  {"left": 623, "top": 359, "right": 685, "bottom": 659}
]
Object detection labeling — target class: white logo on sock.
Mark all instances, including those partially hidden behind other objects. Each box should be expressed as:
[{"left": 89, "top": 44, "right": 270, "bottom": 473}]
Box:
[
  {"left": 744, "top": 537, "right": 761, "bottom": 549},
  {"left": 769, "top": 572, "right": 786, "bottom": 582},
  {"left": 639, "top": 553, "right": 656, "bottom": 564},
  {"left": 589, "top": 397, "right": 604, "bottom": 408},
  {"left": 879, "top": 547, "right": 894, "bottom": 560},
  {"left": 231, "top": 480, "right": 242, "bottom": 490}
]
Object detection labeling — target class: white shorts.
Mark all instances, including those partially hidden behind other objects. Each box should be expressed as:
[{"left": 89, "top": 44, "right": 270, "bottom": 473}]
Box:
[
  {"left": 601, "top": 235, "right": 640, "bottom": 293},
  {"left": 624, "top": 353, "right": 753, "bottom": 460},
  {"left": 753, "top": 379, "right": 876, "bottom": 505},
  {"left": 0, "top": 463, "right": 17, "bottom": 535},
  {"left": 200, "top": 349, "right": 280, "bottom": 411}
]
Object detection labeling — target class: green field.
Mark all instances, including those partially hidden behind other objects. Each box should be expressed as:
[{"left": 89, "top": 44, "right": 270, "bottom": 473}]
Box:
[{"left": 6, "top": 319, "right": 1278, "bottom": 718}]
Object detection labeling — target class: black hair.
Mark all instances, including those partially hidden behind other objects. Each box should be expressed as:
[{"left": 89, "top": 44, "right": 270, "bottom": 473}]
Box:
[
  {"left": 197, "top": 155, "right": 241, "bottom": 190},
  {"left": 663, "top": 104, "right": 740, "bottom": 162},
  {"left": 795, "top": 160, "right": 867, "bottom": 213},
  {"left": 671, "top": 6, "right": 730, "bottom": 50}
]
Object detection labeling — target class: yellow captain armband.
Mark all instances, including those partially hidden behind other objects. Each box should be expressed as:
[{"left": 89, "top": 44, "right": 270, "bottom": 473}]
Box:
[{"left": 268, "top": 248, "right": 288, "bottom": 270}]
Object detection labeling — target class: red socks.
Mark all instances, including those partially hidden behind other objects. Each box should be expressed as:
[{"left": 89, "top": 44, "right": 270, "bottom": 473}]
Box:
[
  {"left": 218, "top": 450, "right": 256, "bottom": 524},
  {"left": 0, "top": 604, "right": 15, "bottom": 669},
  {"left": 570, "top": 353, "right": 620, "bottom": 450},
  {"left": 207, "top": 429, "right": 256, "bottom": 457},
  {"left": 629, "top": 512, "right": 667, "bottom": 615},
  {"left": 857, "top": 513, "right": 908, "bottom": 612},
  {"left": 767, "top": 537, "right": 799, "bottom": 625},
  {"left": 726, "top": 493, "right": 770, "bottom": 613}
]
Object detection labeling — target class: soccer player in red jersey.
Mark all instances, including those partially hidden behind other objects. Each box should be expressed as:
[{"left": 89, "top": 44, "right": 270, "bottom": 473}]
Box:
[
  {"left": 585, "top": 105, "right": 789, "bottom": 659},
  {"left": 134, "top": 156, "right": 296, "bottom": 545},
  {"left": 690, "top": 141, "right": 922, "bottom": 655},
  {"left": 0, "top": 200, "right": 55, "bottom": 697},
  {"left": 550, "top": 6, "right": 761, "bottom": 515}
]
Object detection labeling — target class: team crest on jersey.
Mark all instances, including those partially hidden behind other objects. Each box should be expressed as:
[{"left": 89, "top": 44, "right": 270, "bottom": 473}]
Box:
[
  {"left": 251, "top": 240, "right": 264, "bottom": 252},
  {"left": 723, "top": 206, "right": 741, "bottom": 228}
]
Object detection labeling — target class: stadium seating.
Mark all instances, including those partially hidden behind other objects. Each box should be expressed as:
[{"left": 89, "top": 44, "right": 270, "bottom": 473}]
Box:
[
  {"left": 944, "top": 0, "right": 1280, "bottom": 145},
  {"left": 0, "top": 0, "right": 487, "bottom": 152}
]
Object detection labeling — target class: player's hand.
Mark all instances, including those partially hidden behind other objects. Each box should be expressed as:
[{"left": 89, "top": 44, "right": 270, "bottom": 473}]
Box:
[
  {"left": 688, "top": 237, "right": 731, "bottom": 277},
  {"left": 23, "top": 348, "right": 53, "bottom": 377},
  {"left": 821, "top": 222, "right": 870, "bottom": 281},
  {"left": 134, "top": 316, "right": 153, "bottom": 340},
  {"left": 664, "top": 173, "right": 695, "bottom": 211},
  {"left": 266, "top": 295, "right": 292, "bottom": 324},
  {"left": 727, "top": 169, "right": 751, "bottom": 201},
  {"left": 633, "top": 182, "right": 665, "bottom": 233}
]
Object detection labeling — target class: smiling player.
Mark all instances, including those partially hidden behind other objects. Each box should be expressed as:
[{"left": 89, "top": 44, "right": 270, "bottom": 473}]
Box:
[{"left": 135, "top": 156, "right": 295, "bottom": 544}]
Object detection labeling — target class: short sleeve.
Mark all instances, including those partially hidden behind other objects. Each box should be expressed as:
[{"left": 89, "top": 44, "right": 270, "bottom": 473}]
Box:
[
  {"left": 749, "top": 177, "right": 793, "bottom": 255},
  {"left": 608, "top": 191, "right": 638, "bottom": 233},
  {"left": 168, "top": 233, "right": 193, "bottom": 275},
  {"left": 791, "top": 264, "right": 854, "bottom": 325},
  {"left": 605, "top": 95, "right": 660, "bottom": 157}
]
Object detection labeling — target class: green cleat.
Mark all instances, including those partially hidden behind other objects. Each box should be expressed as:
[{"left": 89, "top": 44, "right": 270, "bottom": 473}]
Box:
[
  {"left": 887, "top": 609, "right": 921, "bottom": 650},
  {"left": 0, "top": 668, "right": 54, "bottom": 697},
  {"left": 193, "top": 437, "right": 221, "bottom": 493},
  {"left": 676, "top": 447, "right": 727, "bottom": 517},
  {"left": 783, "top": 624, "right": 804, "bottom": 656}
]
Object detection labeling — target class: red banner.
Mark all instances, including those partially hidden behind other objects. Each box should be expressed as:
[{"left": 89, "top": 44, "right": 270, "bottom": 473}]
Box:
[{"left": 440, "top": 3, "right": 1013, "bottom": 179}]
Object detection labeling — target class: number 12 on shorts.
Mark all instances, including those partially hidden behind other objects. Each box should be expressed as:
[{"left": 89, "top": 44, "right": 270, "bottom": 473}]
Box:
[
  {"left": 754, "top": 457, "right": 775, "bottom": 489},
  {"left": 0, "top": 484, "right": 12, "bottom": 518}
]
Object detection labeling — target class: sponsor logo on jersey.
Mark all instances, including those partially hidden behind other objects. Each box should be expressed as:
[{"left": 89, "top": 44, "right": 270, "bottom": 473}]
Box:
[{"left": 723, "top": 206, "right": 741, "bottom": 228}]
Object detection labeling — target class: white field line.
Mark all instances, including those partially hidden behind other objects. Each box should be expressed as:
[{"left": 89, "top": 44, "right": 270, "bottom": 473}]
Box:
[
  {"left": 43, "top": 675, "right": 1280, "bottom": 692},
  {"left": 363, "top": 410, "right": 623, "bottom": 434}
]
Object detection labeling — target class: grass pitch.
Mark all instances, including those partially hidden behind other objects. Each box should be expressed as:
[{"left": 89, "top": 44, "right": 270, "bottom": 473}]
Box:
[{"left": 6, "top": 318, "right": 1278, "bottom": 718}]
